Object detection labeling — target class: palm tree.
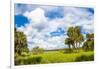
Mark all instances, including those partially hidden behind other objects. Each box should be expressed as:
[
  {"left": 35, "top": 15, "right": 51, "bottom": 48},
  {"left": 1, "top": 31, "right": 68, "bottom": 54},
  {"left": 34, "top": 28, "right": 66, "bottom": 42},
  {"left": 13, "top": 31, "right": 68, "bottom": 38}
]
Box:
[
  {"left": 67, "top": 27, "right": 76, "bottom": 49},
  {"left": 65, "top": 38, "right": 71, "bottom": 49},
  {"left": 15, "top": 28, "right": 29, "bottom": 55},
  {"left": 78, "top": 34, "right": 84, "bottom": 48},
  {"left": 65, "top": 26, "right": 84, "bottom": 52}
]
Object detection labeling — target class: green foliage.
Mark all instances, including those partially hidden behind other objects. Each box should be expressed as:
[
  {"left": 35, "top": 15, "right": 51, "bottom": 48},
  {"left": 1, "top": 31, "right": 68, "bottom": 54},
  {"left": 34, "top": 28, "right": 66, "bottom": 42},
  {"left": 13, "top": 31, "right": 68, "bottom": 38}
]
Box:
[
  {"left": 21, "top": 52, "right": 29, "bottom": 57},
  {"left": 82, "top": 33, "right": 94, "bottom": 51},
  {"left": 32, "top": 47, "right": 44, "bottom": 55},
  {"left": 15, "top": 51, "right": 94, "bottom": 65},
  {"left": 86, "top": 33, "right": 94, "bottom": 40},
  {"left": 15, "top": 55, "right": 42, "bottom": 65},
  {"left": 15, "top": 28, "right": 29, "bottom": 55},
  {"left": 75, "top": 53, "right": 94, "bottom": 61},
  {"left": 42, "top": 51, "right": 94, "bottom": 63},
  {"left": 40, "top": 51, "right": 94, "bottom": 63},
  {"left": 65, "top": 26, "right": 84, "bottom": 52},
  {"left": 82, "top": 40, "right": 94, "bottom": 51},
  {"left": 65, "top": 26, "right": 94, "bottom": 53}
]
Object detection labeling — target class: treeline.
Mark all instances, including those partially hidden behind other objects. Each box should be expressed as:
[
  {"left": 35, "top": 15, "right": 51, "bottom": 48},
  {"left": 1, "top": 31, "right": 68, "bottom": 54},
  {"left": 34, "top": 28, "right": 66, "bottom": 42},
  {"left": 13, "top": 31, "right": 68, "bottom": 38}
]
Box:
[{"left": 65, "top": 26, "right": 94, "bottom": 53}]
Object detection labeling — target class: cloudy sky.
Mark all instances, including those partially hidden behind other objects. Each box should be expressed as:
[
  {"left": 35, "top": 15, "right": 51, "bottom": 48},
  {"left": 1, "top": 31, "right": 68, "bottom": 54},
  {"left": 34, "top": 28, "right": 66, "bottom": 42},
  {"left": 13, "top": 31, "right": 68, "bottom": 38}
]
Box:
[{"left": 14, "top": 3, "right": 94, "bottom": 50}]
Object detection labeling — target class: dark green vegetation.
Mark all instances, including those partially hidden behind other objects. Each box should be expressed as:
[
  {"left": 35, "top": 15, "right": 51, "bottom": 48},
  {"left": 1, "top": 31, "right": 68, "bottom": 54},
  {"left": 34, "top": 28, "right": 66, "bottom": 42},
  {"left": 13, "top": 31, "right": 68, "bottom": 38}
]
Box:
[
  {"left": 82, "top": 34, "right": 94, "bottom": 51},
  {"left": 65, "top": 26, "right": 94, "bottom": 53},
  {"left": 65, "top": 26, "right": 84, "bottom": 53},
  {"left": 15, "top": 28, "right": 29, "bottom": 55},
  {"left": 14, "top": 26, "right": 94, "bottom": 65}
]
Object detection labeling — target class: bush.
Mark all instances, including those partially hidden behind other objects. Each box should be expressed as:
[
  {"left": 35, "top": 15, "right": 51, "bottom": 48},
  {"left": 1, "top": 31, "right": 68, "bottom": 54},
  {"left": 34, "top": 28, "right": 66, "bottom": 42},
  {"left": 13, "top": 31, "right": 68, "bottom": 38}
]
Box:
[
  {"left": 32, "top": 47, "right": 44, "bottom": 55},
  {"left": 21, "top": 52, "right": 29, "bottom": 57},
  {"left": 75, "top": 54, "right": 94, "bottom": 62},
  {"left": 15, "top": 53, "right": 19, "bottom": 58},
  {"left": 15, "top": 56, "right": 42, "bottom": 65}
]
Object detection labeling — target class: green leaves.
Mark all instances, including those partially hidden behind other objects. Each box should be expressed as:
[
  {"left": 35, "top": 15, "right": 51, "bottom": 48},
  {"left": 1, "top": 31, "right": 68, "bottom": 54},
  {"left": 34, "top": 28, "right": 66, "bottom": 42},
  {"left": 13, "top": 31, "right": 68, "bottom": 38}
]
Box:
[
  {"left": 32, "top": 47, "right": 44, "bottom": 55},
  {"left": 83, "top": 33, "right": 94, "bottom": 51},
  {"left": 65, "top": 26, "right": 84, "bottom": 52},
  {"left": 15, "top": 28, "right": 29, "bottom": 55},
  {"left": 65, "top": 26, "right": 94, "bottom": 53}
]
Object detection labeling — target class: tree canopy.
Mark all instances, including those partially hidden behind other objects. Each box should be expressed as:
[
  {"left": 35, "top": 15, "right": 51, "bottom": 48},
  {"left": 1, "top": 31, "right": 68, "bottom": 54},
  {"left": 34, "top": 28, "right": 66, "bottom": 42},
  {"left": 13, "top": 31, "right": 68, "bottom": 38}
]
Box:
[
  {"left": 65, "top": 26, "right": 84, "bottom": 51},
  {"left": 15, "top": 28, "right": 29, "bottom": 55}
]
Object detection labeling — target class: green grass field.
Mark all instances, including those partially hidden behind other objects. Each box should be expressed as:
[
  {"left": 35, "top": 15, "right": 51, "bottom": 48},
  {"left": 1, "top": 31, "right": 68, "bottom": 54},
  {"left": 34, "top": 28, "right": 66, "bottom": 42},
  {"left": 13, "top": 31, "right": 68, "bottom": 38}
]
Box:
[{"left": 15, "top": 50, "right": 94, "bottom": 65}]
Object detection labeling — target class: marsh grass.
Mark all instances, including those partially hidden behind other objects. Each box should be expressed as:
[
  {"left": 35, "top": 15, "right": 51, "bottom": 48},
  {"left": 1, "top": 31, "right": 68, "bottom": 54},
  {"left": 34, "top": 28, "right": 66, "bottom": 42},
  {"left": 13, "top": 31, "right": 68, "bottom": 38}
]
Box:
[{"left": 15, "top": 50, "right": 94, "bottom": 65}]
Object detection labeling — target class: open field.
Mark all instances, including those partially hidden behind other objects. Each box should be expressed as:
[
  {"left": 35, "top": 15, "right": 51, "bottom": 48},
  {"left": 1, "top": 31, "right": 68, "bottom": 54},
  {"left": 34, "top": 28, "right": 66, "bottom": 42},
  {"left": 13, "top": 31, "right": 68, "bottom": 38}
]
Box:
[{"left": 15, "top": 51, "right": 94, "bottom": 65}]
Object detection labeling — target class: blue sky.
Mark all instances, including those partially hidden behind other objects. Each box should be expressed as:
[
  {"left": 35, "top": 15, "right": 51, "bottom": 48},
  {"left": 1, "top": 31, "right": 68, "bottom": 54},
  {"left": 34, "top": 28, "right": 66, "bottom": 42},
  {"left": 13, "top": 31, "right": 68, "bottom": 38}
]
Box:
[
  {"left": 50, "top": 27, "right": 65, "bottom": 36},
  {"left": 15, "top": 14, "right": 29, "bottom": 27},
  {"left": 15, "top": 4, "right": 94, "bottom": 50}
]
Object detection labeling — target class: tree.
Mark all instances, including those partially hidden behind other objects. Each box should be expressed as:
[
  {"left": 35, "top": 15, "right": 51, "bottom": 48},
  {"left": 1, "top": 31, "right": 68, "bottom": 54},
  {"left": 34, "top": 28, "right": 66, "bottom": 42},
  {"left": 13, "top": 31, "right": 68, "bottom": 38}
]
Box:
[
  {"left": 77, "top": 34, "right": 84, "bottom": 48},
  {"left": 67, "top": 27, "right": 76, "bottom": 49},
  {"left": 74, "top": 26, "right": 84, "bottom": 48},
  {"left": 32, "top": 46, "right": 44, "bottom": 54},
  {"left": 15, "top": 28, "right": 29, "bottom": 55},
  {"left": 82, "top": 33, "right": 94, "bottom": 51},
  {"left": 65, "top": 38, "right": 71, "bottom": 49},
  {"left": 65, "top": 38, "right": 72, "bottom": 52},
  {"left": 65, "top": 26, "right": 84, "bottom": 52},
  {"left": 86, "top": 33, "right": 94, "bottom": 40}
]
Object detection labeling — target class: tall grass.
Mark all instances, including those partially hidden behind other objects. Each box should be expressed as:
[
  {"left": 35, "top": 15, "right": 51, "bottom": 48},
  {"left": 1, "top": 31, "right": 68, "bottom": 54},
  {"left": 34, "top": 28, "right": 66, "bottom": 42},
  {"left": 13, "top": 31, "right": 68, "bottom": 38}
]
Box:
[
  {"left": 15, "top": 55, "right": 42, "bottom": 65},
  {"left": 15, "top": 51, "right": 94, "bottom": 65}
]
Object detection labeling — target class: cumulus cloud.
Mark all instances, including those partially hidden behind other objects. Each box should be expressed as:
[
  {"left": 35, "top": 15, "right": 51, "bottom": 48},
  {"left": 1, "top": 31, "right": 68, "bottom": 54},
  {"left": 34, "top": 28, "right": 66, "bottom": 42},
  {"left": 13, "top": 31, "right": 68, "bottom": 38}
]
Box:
[
  {"left": 24, "top": 8, "right": 47, "bottom": 23},
  {"left": 15, "top": 4, "right": 94, "bottom": 50}
]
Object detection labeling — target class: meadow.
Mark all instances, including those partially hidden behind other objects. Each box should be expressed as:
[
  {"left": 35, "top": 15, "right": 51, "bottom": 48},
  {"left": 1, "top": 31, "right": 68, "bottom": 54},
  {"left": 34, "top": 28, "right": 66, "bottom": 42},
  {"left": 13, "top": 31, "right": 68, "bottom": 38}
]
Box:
[{"left": 15, "top": 50, "right": 94, "bottom": 65}]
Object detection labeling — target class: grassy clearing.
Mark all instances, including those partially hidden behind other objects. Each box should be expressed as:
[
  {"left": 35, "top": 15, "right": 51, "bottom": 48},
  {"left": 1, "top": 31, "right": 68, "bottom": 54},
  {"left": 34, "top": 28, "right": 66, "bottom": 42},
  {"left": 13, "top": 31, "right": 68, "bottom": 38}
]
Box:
[
  {"left": 15, "top": 51, "right": 94, "bottom": 65},
  {"left": 38, "top": 51, "right": 94, "bottom": 63}
]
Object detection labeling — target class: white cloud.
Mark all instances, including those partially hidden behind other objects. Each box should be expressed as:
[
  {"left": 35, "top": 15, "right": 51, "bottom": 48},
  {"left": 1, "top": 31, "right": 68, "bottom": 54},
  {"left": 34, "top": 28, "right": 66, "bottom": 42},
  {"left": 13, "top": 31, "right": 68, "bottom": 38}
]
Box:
[
  {"left": 16, "top": 6, "right": 94, "bottom": 50},
  {"left": 24, "top": 8, "right": 47, "bottom": 24}
]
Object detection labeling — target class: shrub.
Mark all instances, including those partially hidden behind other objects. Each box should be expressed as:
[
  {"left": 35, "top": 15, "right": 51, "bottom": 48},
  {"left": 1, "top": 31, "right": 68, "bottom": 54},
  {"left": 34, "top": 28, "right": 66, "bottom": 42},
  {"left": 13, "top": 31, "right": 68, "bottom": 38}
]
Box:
[
  {"left": 75, "top": 54, "right": 94, "bottom": 62},
  {"left": 15, "top": 56, "right": 42, "bottom": 65},
  {"left": 21, "top": 52, "right": 29, "bottom": 57},
  {"left": 32, "top": 47, "right": 44, "bottom": 55}
]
